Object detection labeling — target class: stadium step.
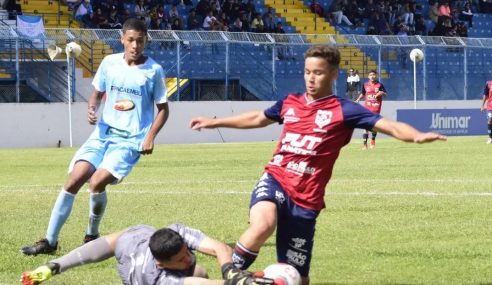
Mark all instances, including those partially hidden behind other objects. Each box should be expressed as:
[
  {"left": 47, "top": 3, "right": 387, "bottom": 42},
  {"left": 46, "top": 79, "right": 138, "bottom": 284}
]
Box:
[
  {"left": 16, "top": 0, "right": 76, "bottom": 28},
  {"left": 75, "top": 40, "right": 113, "bottom": 78},
  {"left": 166, "top": 77, "right": 189, "bottom": 97},
  {"left": 265, "top": 0, "right": 389, "bottom": 79}
]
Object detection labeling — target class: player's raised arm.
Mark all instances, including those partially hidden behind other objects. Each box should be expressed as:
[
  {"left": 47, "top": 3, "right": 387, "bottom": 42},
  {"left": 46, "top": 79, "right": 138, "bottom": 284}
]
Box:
[
  {"left": 189, "top": 111, "right": 275, "bottom": 131},
  {"left": 373, "top": 117, "right": 447, "bottom": 143}
]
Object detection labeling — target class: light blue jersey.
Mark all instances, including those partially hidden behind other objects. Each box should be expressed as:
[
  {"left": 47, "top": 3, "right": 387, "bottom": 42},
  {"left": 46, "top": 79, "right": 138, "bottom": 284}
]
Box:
[
  {"left": 69, "top": 53, "right": 167, "bottom": 182},
  {"left": 91, "top": 52, "right": 167, "bottom": 148}
]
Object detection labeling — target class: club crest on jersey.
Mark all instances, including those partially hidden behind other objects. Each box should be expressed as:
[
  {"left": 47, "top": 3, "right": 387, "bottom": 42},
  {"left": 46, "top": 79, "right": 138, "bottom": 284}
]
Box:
[
  {"left": 114, "top": 99, "right": 135, "bottom": 111},
  {"left": 314, "top": 110, "right": 332, "bottom": 133},
  {"left": 284, "top": 107, "right": 300, "bottom": 123}
]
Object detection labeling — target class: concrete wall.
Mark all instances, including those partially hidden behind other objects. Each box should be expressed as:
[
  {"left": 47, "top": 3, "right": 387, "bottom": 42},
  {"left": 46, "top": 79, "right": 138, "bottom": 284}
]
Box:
[{"left": 0, "top": 100, "right": 482, "bottom": 148}]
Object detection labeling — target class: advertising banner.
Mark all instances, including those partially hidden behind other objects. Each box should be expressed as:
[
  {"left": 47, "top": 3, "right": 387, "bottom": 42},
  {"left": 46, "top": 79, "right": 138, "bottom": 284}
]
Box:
[{"left": 397, "top": 109, "right": 487, "bottom": 136}]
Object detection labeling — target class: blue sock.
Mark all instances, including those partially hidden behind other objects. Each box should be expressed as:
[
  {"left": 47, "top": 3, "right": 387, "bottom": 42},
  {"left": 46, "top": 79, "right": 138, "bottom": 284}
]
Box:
[
  {"left": 86, "top": 191, "right": 107, "bottom": 236},
  {"left": 46, "top": 190, "right": 75, "bottom": 246}
]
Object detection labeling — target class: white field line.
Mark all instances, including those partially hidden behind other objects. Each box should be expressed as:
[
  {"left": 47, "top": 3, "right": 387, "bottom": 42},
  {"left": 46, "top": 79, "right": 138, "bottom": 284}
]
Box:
[{"left": 0, "top": 188, "right": 492, "bottom": 196}]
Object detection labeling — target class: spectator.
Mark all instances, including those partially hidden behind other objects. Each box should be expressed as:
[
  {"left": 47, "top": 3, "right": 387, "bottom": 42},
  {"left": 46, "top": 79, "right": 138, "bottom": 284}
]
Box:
[
  {"left": 187, "top": 8, "right": 202, "bottom": 30},
  {"left": 230, "top": 16, "right": 244, "bottom": 31},
  {"left": 363, "top": 0, "right": 378, "bottom": 19},
  {"left": 433, "top": 16, "right": 453, "bottom": 35},
  {"left": 401, "top": 2, "right": 414, "bottom": 26},
  {"left": 456, "top": 21, "right": 468, "bottom": 36},
  {"left": 459, "top": 2, "right": 473, "bottom": 27},
  {"left": 392, "top": 14, "right": 405, "bottom": 34},
  {"left": 92, "top": 7, "right": 110, "bottom": 29},
  {"left": 74, "top": 0, "right": 94, "bottom": 27},
  {"left": 108, "top": 5, "right": 123, "bottom": 29},
  {"left": 414, "top": 15, "right": 427, "bottom": 35},
  {"left": 222, "top": 0, "right": 235, "bottom": 21},
  {"left": 370, "top": 12, "right": 392, "bottom": 34},
  {"left": 169, "top": 4, "right": 180, "bottom": 19},
  {"left": 438, "top": 1, "right": 452, "bottom": 24},
  {"left": 212, "top": 0, "right": 222, "bottom": 16},
  {"left": 263, "top": 11, "right": 275, "bottom": 32},
  {"left": 250, "top": 12, "right": 264, "bottom": 32},
  {"left": 346, "top": 68, "right": 360, "bottom": 101},
  {"left": 134, "top": 0, "right": 151, "bottom": 27},
  {"left": 202, "top": 9, "right": 217, "bottom": 30},
  {"left": 244, "top": 0, "right": 257, "bottom": 21},
  {"left": 310, "top": 0, "right": 324, "bottom": 17},
  {"left": 428, "top": 1, "right": 439, "bottom": 23},
  {"left": 214, "top": 11, "right": 229, "bottom": 30},
  {"left": 329, "top": 0, "right": 353, "bottom": 26},
  {"left": 196, "top": 0, "right": 211, "bottom": 17},
  {"left": 345, "top": 0, "right": 363, "bottom": 27},
  {"left": 240, "top": 12, "right": 250, "bottom": 31},
  {"left": 171, "top": 16, "right": 183, "bottom": 29}
]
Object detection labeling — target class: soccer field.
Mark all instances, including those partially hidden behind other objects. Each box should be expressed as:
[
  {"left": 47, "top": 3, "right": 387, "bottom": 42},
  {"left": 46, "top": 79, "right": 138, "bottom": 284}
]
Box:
[{"left": 0, "top": 136, "right": 491, "bottom": 284}]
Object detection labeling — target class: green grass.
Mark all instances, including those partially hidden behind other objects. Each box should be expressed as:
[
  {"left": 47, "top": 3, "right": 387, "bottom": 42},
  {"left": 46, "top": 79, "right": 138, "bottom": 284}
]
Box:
[{"left": 0, "top": 136, "right": 491, "bottom": 284}]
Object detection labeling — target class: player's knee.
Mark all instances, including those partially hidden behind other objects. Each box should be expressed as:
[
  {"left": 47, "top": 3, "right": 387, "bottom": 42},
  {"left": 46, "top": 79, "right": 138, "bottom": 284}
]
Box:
[{"left": 250, "top": 220, "right": 276, "bottom": 240}]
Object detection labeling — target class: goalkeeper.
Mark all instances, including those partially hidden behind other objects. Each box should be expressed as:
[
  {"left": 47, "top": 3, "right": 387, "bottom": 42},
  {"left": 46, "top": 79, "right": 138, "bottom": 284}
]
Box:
[{"left": 22, "top": 223, "right": 273, "bottom": 285}]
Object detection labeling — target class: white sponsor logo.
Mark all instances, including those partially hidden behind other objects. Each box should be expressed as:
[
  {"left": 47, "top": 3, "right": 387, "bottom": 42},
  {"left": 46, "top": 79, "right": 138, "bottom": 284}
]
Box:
[
  {"left": 280, "top": 133, "right": 321, "bottom": 155},
  {"left": 268, "top": 154, "right": 284, "bottom": 166},
  {"left": 430, "top": 113, "right": 471, "bottom": 129},
  {"left": 291, "top": 238, "right": 307, "bottom": 249},
  {"left": 232, "top": 253, "right": 245, "bottom": 266},
  {"left": 275, "top": 190, "right": 285, "bottom": 204},
  {"left": 284, "top": 107, "right": 300, "bottom": 123},
  {"left": 286, "top": 161, "right": 315, "bottom": 175},
  {"left": 286, "top": 249, "right": 307, "bottom": 266}
]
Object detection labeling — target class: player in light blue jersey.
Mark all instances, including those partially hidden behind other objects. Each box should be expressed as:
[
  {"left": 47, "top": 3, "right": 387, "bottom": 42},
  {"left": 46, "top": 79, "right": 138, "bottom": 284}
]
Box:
[
  {"left": 21, "top": 18, "right": 169, "bottom": 256},
  {"left": 22, "top": 223, "right": 273, "bottom": 285}
]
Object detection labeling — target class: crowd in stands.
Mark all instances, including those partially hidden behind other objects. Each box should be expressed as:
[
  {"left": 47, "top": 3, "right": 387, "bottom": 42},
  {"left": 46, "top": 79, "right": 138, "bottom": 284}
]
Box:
[
  {"left": 2, "top": 0, "right": 492, "bottom": 38},
  {"left": 69, "top": 0, "right": 287, "bottom": 33},
  {"left": 321, "top": 0, "right": 492, "bottom": 37}
]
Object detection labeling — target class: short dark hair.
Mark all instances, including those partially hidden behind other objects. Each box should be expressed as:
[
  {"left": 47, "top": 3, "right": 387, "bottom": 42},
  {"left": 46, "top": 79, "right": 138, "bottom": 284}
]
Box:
[
  {"left": 149, "top": 228, "right": 185, "bottom": 261},
  {"left": 369, "top": 69, "right": 377, "bottom": 74},
  {"left": 304, "top": 45, "right": 340, "bottom": 68},
  {"left": 122, "top": 18, "right": 148, "bottom": 35}
]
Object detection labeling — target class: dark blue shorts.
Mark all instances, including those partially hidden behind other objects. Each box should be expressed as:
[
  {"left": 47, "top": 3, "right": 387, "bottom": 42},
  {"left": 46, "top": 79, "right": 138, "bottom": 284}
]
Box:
[{"left": 250, "top": 173, "right": 319, "bottom": 277}]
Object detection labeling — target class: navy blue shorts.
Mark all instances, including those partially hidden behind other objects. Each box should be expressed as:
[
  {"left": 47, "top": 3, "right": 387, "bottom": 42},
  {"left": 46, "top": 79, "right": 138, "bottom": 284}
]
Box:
[{"left": 250, "top": 173, "right": 319, "bottom": 277}]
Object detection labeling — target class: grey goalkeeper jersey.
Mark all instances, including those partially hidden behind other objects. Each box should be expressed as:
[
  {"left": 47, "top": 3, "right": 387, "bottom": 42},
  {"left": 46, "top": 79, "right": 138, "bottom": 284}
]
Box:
[{"left": 115, "top": 224, "right": 205, "bottom": 285}]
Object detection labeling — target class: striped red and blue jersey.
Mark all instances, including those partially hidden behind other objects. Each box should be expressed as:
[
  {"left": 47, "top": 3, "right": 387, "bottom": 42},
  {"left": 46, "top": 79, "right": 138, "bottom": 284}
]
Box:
[
  {"left": 361, "top": 81, "right": 386, "bottom": 114},
  {"left": 484, "top": 80, "right": 492, "bottom": 111},
  {"left": 264, "top": 93, "right": 382, "bottom": 211}
]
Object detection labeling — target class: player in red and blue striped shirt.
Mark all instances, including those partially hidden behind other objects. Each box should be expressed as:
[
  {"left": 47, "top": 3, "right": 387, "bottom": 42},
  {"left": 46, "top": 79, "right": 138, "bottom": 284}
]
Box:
[
  {"left": 190, "top": 45, "right": 446, "bottom": 285},
  {"left": 355, "top": 69, "right": 387, "bottom": 150},
  {"left": 480, "top": 78, "right": 492, "bottom": 144}
]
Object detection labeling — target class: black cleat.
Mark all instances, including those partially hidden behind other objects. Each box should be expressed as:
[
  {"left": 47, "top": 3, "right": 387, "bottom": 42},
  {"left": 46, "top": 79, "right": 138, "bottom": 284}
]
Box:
[
  {"left": 21, "top": 238, "right": 58, "bottom": 256},
  {"left": 83, "top": 234, "right": 100, "bottom": 244}
]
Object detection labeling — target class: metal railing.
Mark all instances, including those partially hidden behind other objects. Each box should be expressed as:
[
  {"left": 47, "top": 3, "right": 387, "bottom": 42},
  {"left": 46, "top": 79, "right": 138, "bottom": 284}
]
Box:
[{"left": 1, "top": 27, "right": 491, "bottom": 101}]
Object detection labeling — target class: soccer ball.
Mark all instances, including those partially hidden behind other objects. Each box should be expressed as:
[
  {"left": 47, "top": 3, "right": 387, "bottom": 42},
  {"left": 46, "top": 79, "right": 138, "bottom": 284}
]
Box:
[
  {"left": 409, "top": 48, "right": 424, "bottom": 62},
  {"left": 263, "top": 263, "right": 301, "bottom": 285}
]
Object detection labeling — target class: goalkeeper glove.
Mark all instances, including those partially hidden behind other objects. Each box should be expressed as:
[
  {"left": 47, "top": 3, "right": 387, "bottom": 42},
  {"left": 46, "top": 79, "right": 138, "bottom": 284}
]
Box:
[
  {"left": 222, "top": 263, "right": 274, "bottom": 285},
  {"left": 21, "top": 263, "right": 59, "bottom": 285}
]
